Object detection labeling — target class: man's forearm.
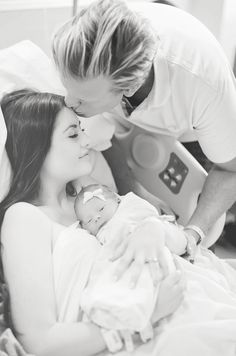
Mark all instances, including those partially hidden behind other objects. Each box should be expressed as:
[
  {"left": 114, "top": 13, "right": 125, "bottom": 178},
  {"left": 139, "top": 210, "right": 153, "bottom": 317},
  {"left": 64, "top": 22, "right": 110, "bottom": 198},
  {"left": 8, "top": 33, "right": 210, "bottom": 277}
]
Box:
[{"left": 188, "top": 164, "right": 236, "bottom": 245}]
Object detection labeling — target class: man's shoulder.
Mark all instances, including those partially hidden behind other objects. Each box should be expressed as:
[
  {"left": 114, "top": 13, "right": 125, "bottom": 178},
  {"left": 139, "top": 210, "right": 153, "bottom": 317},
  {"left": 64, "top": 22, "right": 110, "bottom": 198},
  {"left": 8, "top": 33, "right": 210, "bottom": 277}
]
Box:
[{"left": 136, "top": 4, "right": 229, "bottom": 90}]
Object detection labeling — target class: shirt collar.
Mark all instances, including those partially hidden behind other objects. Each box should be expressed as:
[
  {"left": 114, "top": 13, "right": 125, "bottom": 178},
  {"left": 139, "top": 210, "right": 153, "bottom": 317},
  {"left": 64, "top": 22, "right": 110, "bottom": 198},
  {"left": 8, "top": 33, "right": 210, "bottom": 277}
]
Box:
[{"left": 145, "top": 49, "right": 171, "bottom": 108}]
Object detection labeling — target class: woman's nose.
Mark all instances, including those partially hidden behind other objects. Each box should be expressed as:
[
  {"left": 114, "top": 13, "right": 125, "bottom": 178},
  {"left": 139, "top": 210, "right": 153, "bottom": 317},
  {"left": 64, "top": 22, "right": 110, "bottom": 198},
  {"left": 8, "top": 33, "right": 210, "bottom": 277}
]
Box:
[{"left": 79, "top": 130, "right": 90, "bottom": 148}]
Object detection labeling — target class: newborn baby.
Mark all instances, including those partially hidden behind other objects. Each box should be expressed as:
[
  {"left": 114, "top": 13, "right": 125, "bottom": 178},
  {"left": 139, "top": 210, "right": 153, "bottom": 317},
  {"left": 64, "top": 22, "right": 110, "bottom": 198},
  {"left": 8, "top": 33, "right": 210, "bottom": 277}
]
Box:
[{"left": 74, "top": 185, "right": 181, "bottom": 344}]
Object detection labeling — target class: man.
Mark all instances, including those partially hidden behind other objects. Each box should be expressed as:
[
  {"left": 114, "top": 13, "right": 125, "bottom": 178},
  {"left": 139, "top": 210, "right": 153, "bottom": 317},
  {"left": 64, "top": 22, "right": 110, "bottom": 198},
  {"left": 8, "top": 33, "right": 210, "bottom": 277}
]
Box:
[{"left": 52, "top": 0, "right": 236, "bottom": 258}]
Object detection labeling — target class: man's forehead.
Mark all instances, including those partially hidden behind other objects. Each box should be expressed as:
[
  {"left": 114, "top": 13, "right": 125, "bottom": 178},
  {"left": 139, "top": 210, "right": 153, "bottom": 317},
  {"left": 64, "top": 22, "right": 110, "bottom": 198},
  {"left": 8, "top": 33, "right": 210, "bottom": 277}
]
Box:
[{"left": 62, "top": 75, "right": 112, "bottom": 101}]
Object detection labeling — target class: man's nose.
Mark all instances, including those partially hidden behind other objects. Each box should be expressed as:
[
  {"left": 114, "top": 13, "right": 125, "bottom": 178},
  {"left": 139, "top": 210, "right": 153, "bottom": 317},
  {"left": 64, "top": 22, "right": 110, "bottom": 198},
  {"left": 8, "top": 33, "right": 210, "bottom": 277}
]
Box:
[{"left": 65, "top": 95, "right": 76, "bottom": 108}]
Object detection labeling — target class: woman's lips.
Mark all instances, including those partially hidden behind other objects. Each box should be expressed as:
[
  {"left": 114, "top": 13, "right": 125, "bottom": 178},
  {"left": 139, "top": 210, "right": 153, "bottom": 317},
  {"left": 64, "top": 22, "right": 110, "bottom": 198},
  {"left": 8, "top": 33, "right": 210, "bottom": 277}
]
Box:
[{"left": 79, "top": 153, "right": 89, "bottom": 159}]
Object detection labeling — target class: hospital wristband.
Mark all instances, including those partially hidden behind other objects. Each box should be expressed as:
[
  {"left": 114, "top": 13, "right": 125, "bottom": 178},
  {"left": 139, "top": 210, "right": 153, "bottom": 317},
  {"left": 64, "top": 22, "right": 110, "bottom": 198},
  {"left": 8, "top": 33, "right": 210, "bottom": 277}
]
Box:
[{"left": 184, "top": 224, "right": 205, "bottom": 245}]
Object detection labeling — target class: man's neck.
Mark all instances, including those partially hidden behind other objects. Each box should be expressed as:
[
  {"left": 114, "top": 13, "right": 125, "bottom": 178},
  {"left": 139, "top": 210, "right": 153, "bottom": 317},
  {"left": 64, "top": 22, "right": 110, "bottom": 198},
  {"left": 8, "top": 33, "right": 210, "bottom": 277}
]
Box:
[{"left": 126, "top": 65, "right": 154, "bottom": 108}]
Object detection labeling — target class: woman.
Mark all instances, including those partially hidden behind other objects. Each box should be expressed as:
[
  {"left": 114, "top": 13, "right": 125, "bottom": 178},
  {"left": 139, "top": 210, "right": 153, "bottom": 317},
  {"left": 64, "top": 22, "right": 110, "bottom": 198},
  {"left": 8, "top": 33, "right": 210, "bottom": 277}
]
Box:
[
  {"left": 52, "top": 0, "right": 236, "bottom": 257},
  {"left": 0, "top": 89, "right": 185, "bottom": 356}
]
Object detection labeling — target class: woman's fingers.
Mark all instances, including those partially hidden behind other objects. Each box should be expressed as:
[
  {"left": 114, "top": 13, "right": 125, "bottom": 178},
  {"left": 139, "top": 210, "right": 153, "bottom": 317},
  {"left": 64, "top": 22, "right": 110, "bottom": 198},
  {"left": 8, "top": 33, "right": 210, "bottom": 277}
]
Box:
[
  {"left": 109, "top": 238, "right": 129, "bottom": 261},
  {"left": 149, "top": 261, "right": 162, "bottom": 287},
  {"left": 157, "top": 253, "right": 170, "bottom": 278},
  {"left": 128, "top": 253, "right": 146, "bottom": 288},
  {"left": 113, "top": 250, "right": 134, "bottom": 280}
]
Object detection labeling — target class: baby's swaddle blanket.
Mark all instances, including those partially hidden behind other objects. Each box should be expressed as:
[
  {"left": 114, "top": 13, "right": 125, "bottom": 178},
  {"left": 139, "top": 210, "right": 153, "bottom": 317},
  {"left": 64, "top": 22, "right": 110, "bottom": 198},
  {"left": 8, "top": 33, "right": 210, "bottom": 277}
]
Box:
[
  {"left": 83, "top": 192, "right": 177, "bottom": 330},
  {"left": 53, "top": 222, "right": 172, "bottom": 330},
  {"left": 53, "top": 224, "right": 236, "bottom": 356},
  {"left": 53, "top": 193, "right": 178, "bottom": 331},
  {"left": 97, "top": 191, "right": 165, "bottom": 245}
]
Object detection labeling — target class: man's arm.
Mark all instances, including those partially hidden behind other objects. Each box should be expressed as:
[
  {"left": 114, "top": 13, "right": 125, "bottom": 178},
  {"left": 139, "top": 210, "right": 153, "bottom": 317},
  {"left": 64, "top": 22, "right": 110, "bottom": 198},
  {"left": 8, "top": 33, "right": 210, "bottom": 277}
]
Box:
[{"left": 187, "top": 157, "right": 236, "bottom": 246}]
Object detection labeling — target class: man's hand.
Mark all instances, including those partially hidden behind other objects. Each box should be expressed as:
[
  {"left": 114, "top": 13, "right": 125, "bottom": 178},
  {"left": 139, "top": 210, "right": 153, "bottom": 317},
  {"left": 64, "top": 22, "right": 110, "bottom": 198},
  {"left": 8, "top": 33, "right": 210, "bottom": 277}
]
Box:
[
  {"left": 182, "top": 229, "right": 199, "bottom": 263},
  {"left": 188, "top": 161, "right": 236, "bottom": 247}
]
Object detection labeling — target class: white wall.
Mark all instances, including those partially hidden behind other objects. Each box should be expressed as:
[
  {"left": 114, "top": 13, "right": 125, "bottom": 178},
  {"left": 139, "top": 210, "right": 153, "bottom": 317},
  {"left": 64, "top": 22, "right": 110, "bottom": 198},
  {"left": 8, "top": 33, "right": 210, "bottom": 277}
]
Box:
[
  {"left": 0, "top": 0, "right": 236, "bottom": 68},
  {"left": 219, "top": 0, "right": 236, "bottom": 67},
  {"left": 0, "top": 6, "right": 71, "bottom": 55},
  {"left": 187, "top": 0, "right": 225, "bottom": 39}
]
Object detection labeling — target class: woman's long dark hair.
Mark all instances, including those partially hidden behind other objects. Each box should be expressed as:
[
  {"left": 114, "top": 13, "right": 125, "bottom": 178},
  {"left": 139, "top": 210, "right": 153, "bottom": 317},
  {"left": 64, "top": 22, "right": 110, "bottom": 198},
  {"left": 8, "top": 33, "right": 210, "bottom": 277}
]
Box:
[{"left": 0, "top": 89, "right": 68, "bottom": 331}]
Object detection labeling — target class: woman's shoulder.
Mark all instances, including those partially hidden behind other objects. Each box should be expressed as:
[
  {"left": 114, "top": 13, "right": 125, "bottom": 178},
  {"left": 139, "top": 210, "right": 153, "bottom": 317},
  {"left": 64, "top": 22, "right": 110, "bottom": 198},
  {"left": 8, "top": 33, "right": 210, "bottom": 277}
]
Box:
[
  {"left": 2, "top": 202, "right": 53, "bottom": 246},
  {"left": 3, "top": 202, "right": 51, "bottom": 228}
]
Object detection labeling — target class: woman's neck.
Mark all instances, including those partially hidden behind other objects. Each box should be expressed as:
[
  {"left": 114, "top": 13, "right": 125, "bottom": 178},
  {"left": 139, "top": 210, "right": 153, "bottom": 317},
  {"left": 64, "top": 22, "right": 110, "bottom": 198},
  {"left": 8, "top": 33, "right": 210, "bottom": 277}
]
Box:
[
  {"left": 37, "top": 179, "right": 67, "bottom": 207},
  {"left": 35, "top": 176, "right": 77, "bottom": 226}
]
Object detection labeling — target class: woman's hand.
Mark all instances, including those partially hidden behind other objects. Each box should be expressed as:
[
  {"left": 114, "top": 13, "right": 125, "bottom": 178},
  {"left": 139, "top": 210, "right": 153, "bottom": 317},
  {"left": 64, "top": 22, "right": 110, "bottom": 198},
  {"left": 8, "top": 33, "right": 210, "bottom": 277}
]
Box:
[
  {"left": 109, "top": 219, "right": 171, "bottom": 287},
  {"left": 151, "top": 270, "right": 186, "bottom": 326}
]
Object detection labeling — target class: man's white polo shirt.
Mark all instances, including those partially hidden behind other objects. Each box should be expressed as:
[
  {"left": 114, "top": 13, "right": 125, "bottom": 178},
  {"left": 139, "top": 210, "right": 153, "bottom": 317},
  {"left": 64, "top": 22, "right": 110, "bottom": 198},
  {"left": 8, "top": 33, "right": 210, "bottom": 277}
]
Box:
[{"left": 111, "top": 3, "right": 236, "bottom": 164}]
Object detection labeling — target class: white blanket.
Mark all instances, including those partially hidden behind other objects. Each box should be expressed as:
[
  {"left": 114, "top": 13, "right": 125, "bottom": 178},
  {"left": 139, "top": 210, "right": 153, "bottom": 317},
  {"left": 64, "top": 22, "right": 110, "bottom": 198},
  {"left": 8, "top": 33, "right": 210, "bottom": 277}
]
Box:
[
  {"left": 53, "top": 223, "right": 160, "bottom": 330},
  {"left": 53, "top": 224, "right": 236, "bottom": 356}
]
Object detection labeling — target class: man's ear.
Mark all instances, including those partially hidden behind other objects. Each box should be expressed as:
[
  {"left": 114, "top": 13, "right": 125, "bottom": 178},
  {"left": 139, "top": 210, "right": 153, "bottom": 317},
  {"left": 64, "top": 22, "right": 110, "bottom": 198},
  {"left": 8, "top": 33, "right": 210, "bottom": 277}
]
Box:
[{"left": 123, "top": 83, "right": 141, "bottom": 97}]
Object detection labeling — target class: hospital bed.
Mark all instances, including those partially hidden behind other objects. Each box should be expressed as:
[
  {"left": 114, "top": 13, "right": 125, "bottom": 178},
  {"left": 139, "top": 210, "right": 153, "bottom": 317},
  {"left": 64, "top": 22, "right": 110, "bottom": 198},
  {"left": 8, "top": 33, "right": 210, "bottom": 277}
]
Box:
[{"left": 0, "top": 39, "right": 229, "bottom": 355}]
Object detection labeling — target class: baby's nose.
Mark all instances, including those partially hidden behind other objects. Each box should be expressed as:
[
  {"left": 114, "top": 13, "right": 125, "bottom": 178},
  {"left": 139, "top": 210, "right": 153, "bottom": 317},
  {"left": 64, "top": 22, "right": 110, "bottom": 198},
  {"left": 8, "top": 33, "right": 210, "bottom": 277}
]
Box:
[{"left": 94, "top": 214, "right": 101, "bottom": 222}]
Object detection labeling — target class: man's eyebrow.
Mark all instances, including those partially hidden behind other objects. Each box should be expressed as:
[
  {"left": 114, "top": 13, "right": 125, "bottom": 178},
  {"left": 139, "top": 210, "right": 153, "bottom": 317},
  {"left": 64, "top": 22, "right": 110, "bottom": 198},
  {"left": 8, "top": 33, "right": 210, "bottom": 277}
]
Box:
[{"left": 63, "top": 124, "right": 78, "bottom": 133}]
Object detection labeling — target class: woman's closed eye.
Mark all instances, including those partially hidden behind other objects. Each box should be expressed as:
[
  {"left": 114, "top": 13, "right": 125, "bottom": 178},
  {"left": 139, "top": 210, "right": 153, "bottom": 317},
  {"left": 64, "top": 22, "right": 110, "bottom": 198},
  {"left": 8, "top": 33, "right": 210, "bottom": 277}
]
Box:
[
  {"left": 69, "top": 133, "right": 79, "bottom": 138},
  {"left": 84, "top": 218, "right": 92, "bottom": 226},
  {"left": 66, "top": 123, "right": 79, "bottom": 139},
  {"left": 69, "top": 133, "right": 78, "bottom": 138},
  {"left": 99, "top": 207, "right": 105, "bottom": 212},
  {"left": 68, "top": 128, "right": 83, "bottom": 139},
  {"left": 68, "top": 124, "right": 85, "bottom": 138}
]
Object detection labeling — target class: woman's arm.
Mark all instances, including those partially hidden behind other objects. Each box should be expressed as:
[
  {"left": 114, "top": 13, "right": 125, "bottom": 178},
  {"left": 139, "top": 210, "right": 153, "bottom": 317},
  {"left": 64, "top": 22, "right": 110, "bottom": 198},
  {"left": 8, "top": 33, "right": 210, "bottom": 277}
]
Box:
[{"left": 1, "top": 203, "right": 106, "bottom": 356}]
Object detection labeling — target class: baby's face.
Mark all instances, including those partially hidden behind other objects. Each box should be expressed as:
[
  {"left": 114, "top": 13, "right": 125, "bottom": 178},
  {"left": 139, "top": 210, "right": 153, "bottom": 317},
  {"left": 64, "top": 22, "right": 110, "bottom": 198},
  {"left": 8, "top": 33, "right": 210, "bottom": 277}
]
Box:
[{"left": 76, "top": 196, "right": 119, "bottom": 235}]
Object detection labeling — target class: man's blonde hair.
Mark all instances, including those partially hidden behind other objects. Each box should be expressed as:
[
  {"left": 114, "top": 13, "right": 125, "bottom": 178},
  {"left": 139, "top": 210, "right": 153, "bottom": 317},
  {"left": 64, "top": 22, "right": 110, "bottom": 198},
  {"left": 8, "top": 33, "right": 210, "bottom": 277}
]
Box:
[{"left": 52, "top": 0, "right": 157, "bottom": 92}]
